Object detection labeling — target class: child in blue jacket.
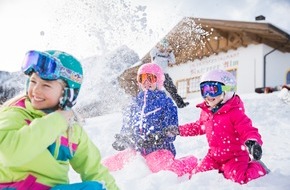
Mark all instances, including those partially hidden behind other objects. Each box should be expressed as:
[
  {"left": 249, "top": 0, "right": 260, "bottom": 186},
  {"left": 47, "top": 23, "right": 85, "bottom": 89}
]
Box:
[{"left": 103, "top": 63, "right": 197, "bottom": 177}]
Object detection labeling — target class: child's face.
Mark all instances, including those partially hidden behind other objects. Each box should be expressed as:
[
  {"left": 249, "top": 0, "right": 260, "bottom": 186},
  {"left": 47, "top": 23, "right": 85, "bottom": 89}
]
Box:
[
  {"left": 159, "top": 46, "right": 165, "bottom": 52},
  {"left": 204, "top": 93, "right": 224, "bottom": 108},
  {"left": 27, "top": 73, "right": 64, "bottom": 110},
  {"left": 140, "top": 80, "right": 157, "bottom": 91}
]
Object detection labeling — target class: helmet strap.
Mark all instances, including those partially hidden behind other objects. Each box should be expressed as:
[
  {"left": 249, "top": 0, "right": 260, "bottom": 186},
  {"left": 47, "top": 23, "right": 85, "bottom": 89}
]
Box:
[
  {"left": 59, "top": 88, "right": 79, "bottom": 110},
  {"left": 211, "top": 101, "right": 224, "bottom": 113},
  {"left": 210, "top": 92, "right": 225, "bottom": 113}
]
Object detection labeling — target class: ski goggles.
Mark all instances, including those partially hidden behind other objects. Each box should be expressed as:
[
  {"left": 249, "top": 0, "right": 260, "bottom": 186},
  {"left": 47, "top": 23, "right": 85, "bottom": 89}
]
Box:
[
  {"left": 21, "top": 50, "right": 82, "bottom": 85},
  {"left": 138, "top": 73, "right": 157, "bottom": 84},
  {"left": 200, "top": 81, "right": 233, "bottom": 98}
]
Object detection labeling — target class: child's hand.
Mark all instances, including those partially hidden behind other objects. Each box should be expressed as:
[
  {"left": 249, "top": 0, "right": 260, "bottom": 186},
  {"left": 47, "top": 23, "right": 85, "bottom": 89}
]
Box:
[
  {"left": 245, "top": 140, "right": 262, "bottom": 160},
  {"left": 147, "top": 132, "right": 164, "bottom": 146},
  {"left": 137, "top": 132, "right": 165, "bottom": 149},
  {"left": 163, "top": 126, "right": 180, "bottom": 137},
  {"left": 112, "top": 134, "right": 134, "bottom": 151},
  {"left": 57, "top": 110, "right": 74, "bottom": 123}
]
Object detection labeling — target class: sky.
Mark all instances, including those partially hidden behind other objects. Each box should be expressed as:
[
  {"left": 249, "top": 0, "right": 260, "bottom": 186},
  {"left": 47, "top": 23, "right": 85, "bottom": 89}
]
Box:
[
  {"left": 1, "top": 0, "right": 290, "bottom": 72},
  {"left": 70, "top": 89, "right": 290, "bottom": 189}
]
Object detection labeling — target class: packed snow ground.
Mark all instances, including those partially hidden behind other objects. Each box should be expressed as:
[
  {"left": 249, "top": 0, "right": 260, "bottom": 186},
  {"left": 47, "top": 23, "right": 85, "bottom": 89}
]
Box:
[{"left": 70, "top": 91, "right": 290, "bottom": 190}]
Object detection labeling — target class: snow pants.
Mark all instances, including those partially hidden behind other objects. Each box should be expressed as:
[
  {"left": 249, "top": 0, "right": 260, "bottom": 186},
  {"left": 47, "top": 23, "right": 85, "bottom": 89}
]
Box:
[
  {"left": 193, "top": 153, "right": 268, "bottom": 184},
  {"left": 145, "top": 149, "right": 198, "bottom": 176},
  {"left": 0, "top": 174, "right": 105, "bottom": 190},
  {"left": 0, "top": 175, "right": 50, "bottom": 190},
  {"left": 51, "top": 181, "right": 105, "bottom": 190},
  {"left": 102, "top": 149, "right": 197, "bottom": 177}
]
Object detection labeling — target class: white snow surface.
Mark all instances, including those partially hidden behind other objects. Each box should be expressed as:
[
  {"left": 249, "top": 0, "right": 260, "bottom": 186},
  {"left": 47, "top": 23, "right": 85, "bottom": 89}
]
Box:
[{"left": 70, "top": 91, "right": 290, "bottom": 190}]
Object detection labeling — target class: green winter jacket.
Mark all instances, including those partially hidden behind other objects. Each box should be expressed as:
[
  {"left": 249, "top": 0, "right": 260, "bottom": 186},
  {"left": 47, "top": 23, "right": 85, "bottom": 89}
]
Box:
[{"left": 0, "top": 97, "right": 119, "bottom": 190}]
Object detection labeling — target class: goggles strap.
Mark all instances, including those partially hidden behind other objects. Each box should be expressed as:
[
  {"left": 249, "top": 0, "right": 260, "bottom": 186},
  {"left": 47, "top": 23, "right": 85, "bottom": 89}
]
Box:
[
  {"left": 222, "top": 85, "right": 236, "bottom": 92},
  {"left": 59, "top": 67, "right": 83, "bottom": 85},
  {"left": 22, "top": 51, "right": 82, "bottom": 85}
]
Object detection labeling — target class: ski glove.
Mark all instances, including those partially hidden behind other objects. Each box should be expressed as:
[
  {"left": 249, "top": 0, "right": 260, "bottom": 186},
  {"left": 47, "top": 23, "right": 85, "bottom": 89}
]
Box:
[
  {"left": 137, "top": 132, "right": 164, "bottom": 149},
  {"left": 112, "top": 134, "right": 134, "bottom": 151},
  {"left": 245, "top": 140, "right": 262, "bottom": 160},
  {"left": 163, "top": 125, "right": 180, "bottom": 137}
]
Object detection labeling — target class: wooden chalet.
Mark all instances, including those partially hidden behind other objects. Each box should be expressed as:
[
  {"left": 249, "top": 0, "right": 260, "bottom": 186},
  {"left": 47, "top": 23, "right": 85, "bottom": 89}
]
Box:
[{"left": 118, "top": 17, "right": 290, "bottom": 97}]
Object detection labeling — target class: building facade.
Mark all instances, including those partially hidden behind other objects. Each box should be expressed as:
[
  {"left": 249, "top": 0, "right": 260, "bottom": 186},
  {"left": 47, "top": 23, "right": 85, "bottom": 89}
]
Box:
[
  {"left": 118, "top": 17, "right": 290, "bottom": 98},
  {"left": 169, "top": 43, "right": 290, "bottom": 98}
]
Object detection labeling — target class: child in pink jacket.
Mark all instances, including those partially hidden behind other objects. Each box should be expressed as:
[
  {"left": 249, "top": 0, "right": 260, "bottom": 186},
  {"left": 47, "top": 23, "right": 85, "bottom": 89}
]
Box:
[{"left": 166, "top": 69, "right": 269, "bottom": 184}]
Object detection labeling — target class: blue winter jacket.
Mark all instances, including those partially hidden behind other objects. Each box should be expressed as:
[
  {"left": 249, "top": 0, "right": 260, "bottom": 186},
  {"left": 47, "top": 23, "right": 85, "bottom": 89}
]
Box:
[{"left": 121, "top": 90, "right": 178, "bottom": 156}]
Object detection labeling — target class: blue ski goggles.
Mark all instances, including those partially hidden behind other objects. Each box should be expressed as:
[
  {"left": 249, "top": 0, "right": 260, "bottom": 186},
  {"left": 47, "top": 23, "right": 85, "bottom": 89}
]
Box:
[
  {"left": 21, "top": 50, "right": 82, "bottom": 86},
  {"left": 200, "top": 81, "right": 233, "bottom": 98}
]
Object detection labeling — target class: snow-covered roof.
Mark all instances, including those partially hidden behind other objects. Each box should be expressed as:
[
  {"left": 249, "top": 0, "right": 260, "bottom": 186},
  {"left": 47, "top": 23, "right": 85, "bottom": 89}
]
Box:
[
  {"left": 141, "top": 17, "right": 290, "bottom": 64},
  {"left": 119, "top": 17, "right": 290, "bottom": 97}
]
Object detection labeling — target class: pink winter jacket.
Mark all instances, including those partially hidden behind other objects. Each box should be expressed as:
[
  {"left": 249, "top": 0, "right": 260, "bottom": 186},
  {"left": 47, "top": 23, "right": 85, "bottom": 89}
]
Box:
[{"left": 179, "top": 95, "right": 262, "bottom": 161}]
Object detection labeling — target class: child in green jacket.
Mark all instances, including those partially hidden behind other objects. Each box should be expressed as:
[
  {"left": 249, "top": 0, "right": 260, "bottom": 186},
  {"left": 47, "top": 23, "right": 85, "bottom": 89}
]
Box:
[{"left": 0, "top": 50, "right": 119, "bottom": 190}]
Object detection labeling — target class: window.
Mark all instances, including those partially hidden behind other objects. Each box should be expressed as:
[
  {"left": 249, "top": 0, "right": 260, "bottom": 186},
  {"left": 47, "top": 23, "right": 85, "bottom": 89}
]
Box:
[
  {"left": 176, "top": 80, "right": 188, "bottom": 98},
  {"left": 188, "top": 76, "right": 201, "bottom": 93}
]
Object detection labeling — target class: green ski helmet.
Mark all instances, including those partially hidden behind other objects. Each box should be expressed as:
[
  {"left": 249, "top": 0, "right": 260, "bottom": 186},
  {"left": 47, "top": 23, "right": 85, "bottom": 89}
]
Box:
[
  {"left": 44, "top": 50, "right": 83, "bottom": 90},
  {"left": 22, "top": 50, "right": 83, "bottom": 109}
]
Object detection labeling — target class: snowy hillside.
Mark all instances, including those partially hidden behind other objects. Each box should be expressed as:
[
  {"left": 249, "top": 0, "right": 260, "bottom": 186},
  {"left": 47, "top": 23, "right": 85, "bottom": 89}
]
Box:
[
  {"left": 71, "top": 92, "right": 290, "bottom": 190},
  {"left": 0, "top": 71, "right": 26, "bottom": 104}
]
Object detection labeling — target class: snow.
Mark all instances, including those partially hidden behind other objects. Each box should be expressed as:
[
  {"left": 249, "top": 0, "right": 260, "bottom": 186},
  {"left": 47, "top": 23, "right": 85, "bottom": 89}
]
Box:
[
  {"left": 1, "top": 1, "right": 290, "bottom": 188},
  {"left": 0, "top": 24, "right": 289, "bottom": 190},
  {"left": 70, "top": 91, "right": 290, "bottom": 189}
]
